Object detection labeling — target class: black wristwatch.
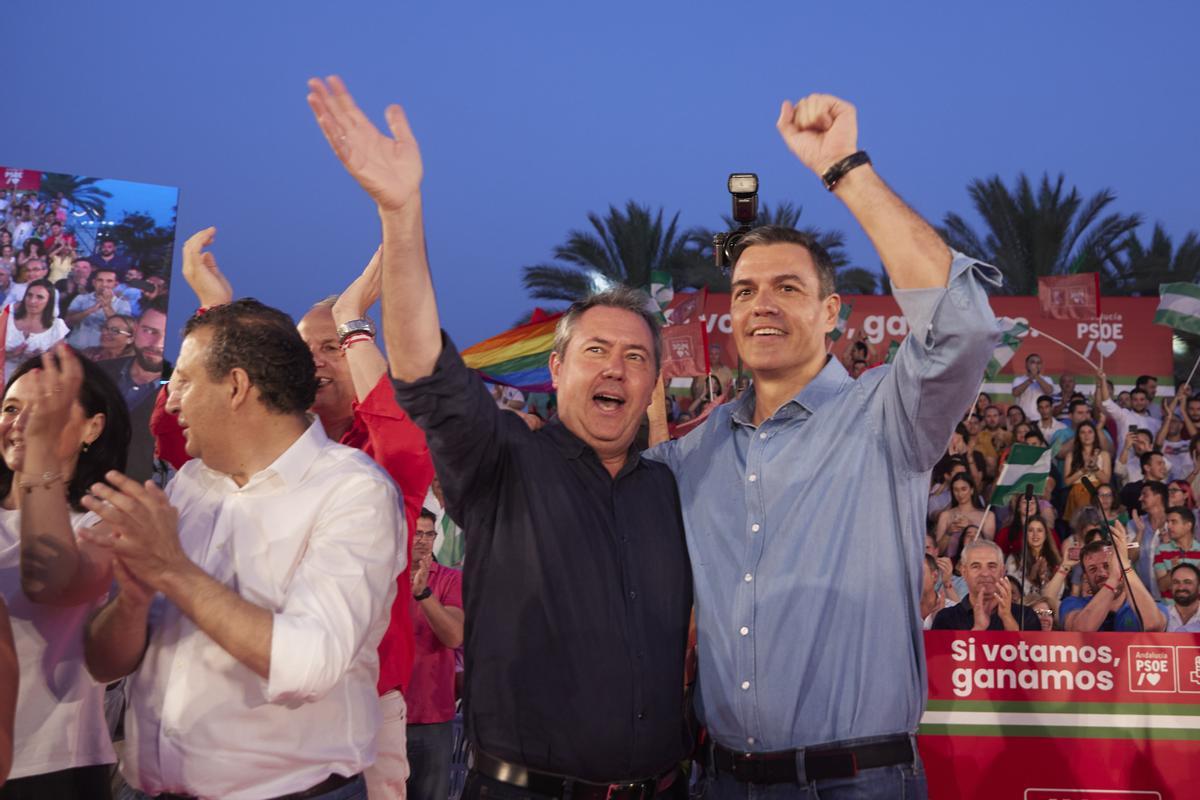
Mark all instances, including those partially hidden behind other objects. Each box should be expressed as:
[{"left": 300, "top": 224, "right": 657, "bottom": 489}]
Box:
[{"left": 413, "top": 587, "right": 433, "bottom": 601}]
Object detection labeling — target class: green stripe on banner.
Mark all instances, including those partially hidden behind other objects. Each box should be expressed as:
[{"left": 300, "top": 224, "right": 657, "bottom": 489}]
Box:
[
  {"left": 1154, "top": 307, "right": 1200, "bottom": 337},
  {"left": 918, "top": 723, "right": 1200, "bottom": 741},
  {"left": 926, "top": 699, "right": 1200, "bottom": 716},
  {"left": 1160, "top": 281, "right": 1200, "bottom": 302}
]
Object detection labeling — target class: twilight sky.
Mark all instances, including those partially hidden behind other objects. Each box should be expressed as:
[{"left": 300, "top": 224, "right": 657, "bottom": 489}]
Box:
[{"left": 6, "top": 1, "right": 1198, "bottom": 355}]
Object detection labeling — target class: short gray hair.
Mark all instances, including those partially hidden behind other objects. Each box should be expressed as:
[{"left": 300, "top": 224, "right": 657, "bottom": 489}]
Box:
[
  {"left": 309, "top": 294, "right": 340, "bottom": 312},
  {"left": 961, "top": 538, "right": 1004, "bottom": 564},
  {"left": 552, "top": 286, "right": 662, "bottom": 370}
]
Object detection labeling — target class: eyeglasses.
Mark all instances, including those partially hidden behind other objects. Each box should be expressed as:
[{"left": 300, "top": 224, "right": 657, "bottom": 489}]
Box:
[
  {"left": 1035, "top": 609, "right": 1054, "bottom": 618},
  {"left": 102, "top": 326, "right": 133, "bottom": 337},
  {"left": 413, "top": 530, "right": 438, "bottom": 540}
]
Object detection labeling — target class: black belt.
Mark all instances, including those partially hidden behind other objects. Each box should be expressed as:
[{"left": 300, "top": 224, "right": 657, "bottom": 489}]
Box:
[
  {"left": 154, "top": 772, "right": 359, "bottom": 800},
  {"left": 712, "top": 734, "right": 914, "bottom": 785},
  {"left": 471, "top": 748, "right": 676, "bottom": 799}
]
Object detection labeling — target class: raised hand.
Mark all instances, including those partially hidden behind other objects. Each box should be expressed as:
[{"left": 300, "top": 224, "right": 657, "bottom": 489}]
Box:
[
  {"left": 776, "top": 94, "right": 860, "bottom": 177},
  {"left": 307, "top": 76, "right": 422, "bottom": 211},
  {"left": 24, "top": 344, "right": 84, "bottom": 445},
  {"left": 181, "top": 227, "right": 234, "bottom": 308},
  {"left": 332, "top": 247, "right": 382, "bottom": 325}
]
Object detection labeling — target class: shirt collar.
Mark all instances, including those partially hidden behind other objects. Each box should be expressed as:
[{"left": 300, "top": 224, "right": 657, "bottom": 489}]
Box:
[
  {"left": 545, "top": 419, "right": 643, "bottom": 478},
  {"left": 730, "top": 356, "right": 853, "bottom": 428},
  {"left": 197, "top": 417, "right": 329, "bottom": 491}
]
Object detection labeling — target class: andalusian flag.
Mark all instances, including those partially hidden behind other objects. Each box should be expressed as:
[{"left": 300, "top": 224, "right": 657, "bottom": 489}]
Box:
[
  {"left": 648, "top": 270, "right": 674, "bottom": 323},
  {"left": 985, "top": 317, "right": 1028, "bottom": 380},
  {"left": 884, "top": 340, "right": 900, "bottom": 364},
  {"left": 991, "top": 444, "right": 1053, "bottom": 505},
  {"left": 827, "top": 302, "right": 853, "bottom": 341},
  {"left": 1154, "top": 283, "right": 1200, "bottom": 337}
]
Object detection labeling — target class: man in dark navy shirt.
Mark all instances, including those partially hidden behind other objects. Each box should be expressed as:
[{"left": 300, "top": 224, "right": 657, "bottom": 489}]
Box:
[
  {"left": 933, "top": 540, "right": 1041, "bottom": 631},
  {"left": 308, "top": 76, "right": 691, "bottom": 798}
]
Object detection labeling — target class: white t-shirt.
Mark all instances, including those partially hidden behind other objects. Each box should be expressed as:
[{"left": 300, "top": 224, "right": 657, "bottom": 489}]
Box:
[
  {"left": 1014, "top": 375, "right": 1057, "bottom": 422},
  {"left": 0, "top": 507, "right": 115, "bottom": 779},
  {"left": 5, "top": 313, "right": 70, "bottom": 382}
]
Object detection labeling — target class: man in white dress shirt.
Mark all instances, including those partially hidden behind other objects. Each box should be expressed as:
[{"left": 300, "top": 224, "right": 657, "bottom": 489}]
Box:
[{"left": 81, "top": 299, "right": 403, "bottom": 800}]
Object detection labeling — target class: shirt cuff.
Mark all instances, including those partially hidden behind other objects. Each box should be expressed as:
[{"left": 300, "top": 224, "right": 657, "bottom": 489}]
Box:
[{"left": 892, "top": 251, "right": 1002, "bottom": 343}]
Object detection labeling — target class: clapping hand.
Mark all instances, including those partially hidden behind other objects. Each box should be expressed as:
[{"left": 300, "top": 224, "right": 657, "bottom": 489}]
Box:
[
  {"left": 23, "top": 344, "right": 83, "bottom": 446},
  {"left": 307, "top": 76, "right": 423, "bottom": 212}
]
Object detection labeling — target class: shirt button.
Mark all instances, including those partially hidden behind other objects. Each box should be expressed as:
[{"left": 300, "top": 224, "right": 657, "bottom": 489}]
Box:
[
  {"left": 629, "top": 590, "right": 637, "bottom": 600},
  {"left": 751, "top": 523, "right": 760, "bottom": 533},
  {"left": 741, "top": 680, "right": 750, "bottom": 690},
  {"left": 748, "top": 473, "right": 757, "bottom": 482},
  {"left": 740, "top": 626, "right": 749, "bottom": 636},
  {"left": 748, "top": 737, "right": 756, "bottom": 746},
  {"left": 744, "top": 573, "right": 753, "bottom": 582}
]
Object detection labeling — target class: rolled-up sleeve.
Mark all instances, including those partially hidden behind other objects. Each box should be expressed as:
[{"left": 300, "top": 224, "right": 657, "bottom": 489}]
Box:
[
  {"left": 882, "top": 251, "right": 1002, "bottom": 472},
  {"left": 266, "top": 473, "right": 401, "bottom": 704}
]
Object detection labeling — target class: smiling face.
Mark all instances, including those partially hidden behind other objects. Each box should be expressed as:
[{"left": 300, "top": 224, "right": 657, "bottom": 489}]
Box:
[
  {"left": 1027, "top": 519, "right": 1047, "bottom": 550},
  {"left": 730, "top": 243, "right": 839, "bottom": 382},
  {"left": 296, "top": 306, "right": 353, "bottom": 423},
  {"left": 133, "top": 310, "right": 166, "bottom": 373},
  {"left": 0, "top": 371, "right": 100, "bottom": 477},
  {"left": 165, "top": 329, "right": 225, "bottom": 462},
  {"left": 549, "top": 305, "right": 657, "bottom": 459},
  {"left": 962, "top": 544, "right": 1004, "bottom": 598}
]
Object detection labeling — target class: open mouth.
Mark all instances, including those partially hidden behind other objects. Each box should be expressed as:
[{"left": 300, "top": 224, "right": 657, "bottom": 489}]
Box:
[
  {"left": 316, "top": 377, "right": 333, "bottom": 390},
  {"left": 593, "top": 392, "right": 626, "bottom": 412}
]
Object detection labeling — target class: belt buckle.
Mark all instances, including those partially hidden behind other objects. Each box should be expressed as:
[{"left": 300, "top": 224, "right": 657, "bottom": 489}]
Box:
[{"left": 814, "top": 748, "right": 858, "bottom": 779}]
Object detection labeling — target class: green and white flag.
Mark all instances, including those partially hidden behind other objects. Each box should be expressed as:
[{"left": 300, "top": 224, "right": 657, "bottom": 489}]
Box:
[
  {"left": 648, "top": 270, "right": 674, "bottom": 323},
  {"left": 827, "top": 302, "right": 853, "bottom": 341},
  {"left": 991, "top": 444, "right": 1052, "bottom": 506},
  {"left": 884, "top": 340, "right": 900, "bottom": 364},
  {"left": 1154, "top": 282, "right": 1200, "bottom": 337},
  {"left": 985, "top": 317, "right": 1028, "bottom": 380}
]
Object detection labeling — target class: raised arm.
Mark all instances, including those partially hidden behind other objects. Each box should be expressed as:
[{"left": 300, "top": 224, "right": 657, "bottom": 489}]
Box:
[
  {"left": 181, "top": 227, "right": 234, "bottom": 309},
  {"left": 18, "top": 347, "right": 112, "bottom": 606},
  {"left": 307, "top": 76, "right": 441, "bottom": 381},
  {"left": 331, "top": 247, "right": 389, "bottom": 401},
  {"left": 776, "top": 94, "right": 949, "bottom": 289}
]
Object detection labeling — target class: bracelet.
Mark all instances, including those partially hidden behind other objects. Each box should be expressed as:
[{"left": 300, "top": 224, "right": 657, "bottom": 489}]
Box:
[
  {"left": 413, "top": 587, "right": 432, "bottom": 602},
  {"left": 1103, "top": 583, "right": 1119, "bottom": 595},
  {"left": 1058, "top": 567, "right": 1070, "bottom": 576},
  {"left": 822, "top": 151, "right": 872, "bottom": 191},
  {"left": 340, "top": 333, "right": 374, "bottom": 353},
  {"left": 17, "top": 471, "right": 63, "bottom": 493}
]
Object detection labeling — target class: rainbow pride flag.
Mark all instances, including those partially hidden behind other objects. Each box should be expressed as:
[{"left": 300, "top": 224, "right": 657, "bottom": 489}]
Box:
[{"left": 462, "top": 309, "right": 562, "bottom": 392}]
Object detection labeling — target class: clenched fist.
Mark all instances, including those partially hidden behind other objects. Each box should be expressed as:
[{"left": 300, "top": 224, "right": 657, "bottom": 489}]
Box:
[{"left": 776, "top": 93, "right": 859, "bottom": 177}]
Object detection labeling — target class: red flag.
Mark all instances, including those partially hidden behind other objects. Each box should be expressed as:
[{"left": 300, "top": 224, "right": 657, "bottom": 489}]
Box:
[
  {"left": 1, "top": 168, "right": 42, "bottom": 192},
  {"left": 0, "top": 306, "right": 8, "bottom": 360},
  {"left": 666, "top": 288, "right": 708, "bottom": 325},
  {"left": 660, "top": 319, "right": 709, "bottom": 381},
  {"left": 1037, "top": 273, "right": 1100, "bottom": 320}
]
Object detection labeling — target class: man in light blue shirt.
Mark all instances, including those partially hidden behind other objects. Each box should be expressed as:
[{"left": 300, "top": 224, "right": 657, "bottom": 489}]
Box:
[{"left": 648, "top": 93, "right": 999, "bottom": 799}]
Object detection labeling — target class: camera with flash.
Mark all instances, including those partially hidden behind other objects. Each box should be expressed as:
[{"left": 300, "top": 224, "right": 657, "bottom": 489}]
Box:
[{"left": 712, "top": 172, "right": 758, "bottom": 272}]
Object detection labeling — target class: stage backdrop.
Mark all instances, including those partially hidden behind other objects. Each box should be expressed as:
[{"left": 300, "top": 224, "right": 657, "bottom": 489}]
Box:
[
  {"left": 671, "top": 294, "right": 1174, "bottom": 397},
  {"left": 919, "top": 630, "right": 1199, "bottom": 799}
]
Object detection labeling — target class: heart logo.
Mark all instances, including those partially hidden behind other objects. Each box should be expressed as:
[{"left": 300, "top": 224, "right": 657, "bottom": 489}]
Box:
[
  {"left": 1146, "top": 672, "right": 1161, "bottom": 686},
  {"left": 1097, "top": 340, "right": 1117, "bottom": 358}
]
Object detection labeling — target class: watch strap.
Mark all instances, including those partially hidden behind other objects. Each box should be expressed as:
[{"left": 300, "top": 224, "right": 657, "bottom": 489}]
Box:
[
  {"left": 413, "top": 587, "right": 433, "bottom": 601},
  {"left": 822, "top": 150, "right": 872, "bottom": 191}
]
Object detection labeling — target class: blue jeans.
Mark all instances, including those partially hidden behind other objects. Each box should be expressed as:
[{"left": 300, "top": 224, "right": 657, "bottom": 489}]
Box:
[
  {"left": 120, "top": 774, "right": 367, "bottom": 800},
  {"left": 407, "top": 721, "right": 455, "bottom": 800},
  {"left": 701, "top": 735, "right": 927, "bottom": 800}
]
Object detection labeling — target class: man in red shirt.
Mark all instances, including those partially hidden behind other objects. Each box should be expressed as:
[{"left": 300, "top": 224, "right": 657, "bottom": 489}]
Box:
[
  {"left": 407, "top": 509, "right": 464, "bottom": 799},
  {"left": 153, "top": 229, "right": 434, "bottom": 799}
]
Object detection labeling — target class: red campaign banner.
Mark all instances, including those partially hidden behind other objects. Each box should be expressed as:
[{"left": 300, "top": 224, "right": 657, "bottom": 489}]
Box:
[
  {"left": 1, "top": 167, "right": 42, "bottom": 191},
  {"left": 919, "top": 630, "right": 1200, "bottom": 799},
  {"left": 660, "top": 320, "right": 709, "bottom": 381},
  {"left": 1039, "top": 273, "right": 1102, "bottom": 321},
  {"left": 673, "top": 294, "right": 1174, "bottom": 390}
]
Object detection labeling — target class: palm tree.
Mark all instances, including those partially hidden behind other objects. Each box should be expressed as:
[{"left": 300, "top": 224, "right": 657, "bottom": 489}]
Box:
[
  {"left": 940, "top": 173, "right": 1141, "bottom": 295},
  {"left": 38, "top": 173, "right": 112, "bottom": 220},
  {"left": 108, "top": 211, "right": 178, "bottom": 275},
  {"left": 1108, "top": 223, "right": 1200, "bottom": 296},
  {"left": 688, "top": 200, "right": 860, "bottom": 292},
  {"left": 521, "top": 201, "right": 708, "bottom": 304}
]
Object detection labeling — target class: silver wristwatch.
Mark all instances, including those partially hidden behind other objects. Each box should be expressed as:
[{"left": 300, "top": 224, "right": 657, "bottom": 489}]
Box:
[{"left": 336, "top": 318, "right": 376, "bottom": 345}]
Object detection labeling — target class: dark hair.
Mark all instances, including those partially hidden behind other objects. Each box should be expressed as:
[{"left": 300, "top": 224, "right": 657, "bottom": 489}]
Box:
[
  {"left": 949, "top": 473, "right": 985, "bottom": 510},
  {"left": 139, "top": 294, "right": 169, "bottom": 321},
  {"left": 419, "top": 508, "right": 437, "bottom": 524},
  {"left": 1036, "top": 394, "right": 1054, "bottom": 407},
  {"left": 1007, "top": 405, "right": 1026, "bottom": 423},
  {"left": 1080, "top": 539, "right": 1109, "bottom": 562},
  {"left": 91, "top": 267, "right": 117, "bottom": 281},
  {"left": 13, "top": 278, "right": 57, "bottom": 328},
  {"left": 1135, "top": 375, "right": 1155, "bottom": 388},
  {"left": 1024, "top": 429, "right": 1048, "bottom": 447},
  {"left": 0, "top": 350, "right": 131, "bottom": 512},
  {"left": 1166, "top": 505, "right": 1195, "bottom": 527},
  {"left": 1139, "top": 449, "right": 1164, "bottom": 470},
  {"left": 1070, "top": 420, "right": 1100, "bottom": 469},
  {"left": 1142, "top": 480, "right": 1169, "bottom": 508},
  {"left": 1069, "top": 399, "right": 1090, "bottom": 415},
  {"left": 20, "top": 238, "right": 43, "bottom": 256},
  {"left": 729, "top": 225, "right": 837, "bottom": 298},
  {"left": 1171, "top": 562, "right": 1200, "bottom": 584},
  {"left": 182, "top": 298, "right": 317, "bottom": 415},
  {"left": 923, "top": 553, "right": 938, "bottom": 575},
  {"left": 1020, "top": 516, "right": 1061, "bottom": 578},
  {"left": 1130, "top": 388, "right": 1148, "bottom": 401}
]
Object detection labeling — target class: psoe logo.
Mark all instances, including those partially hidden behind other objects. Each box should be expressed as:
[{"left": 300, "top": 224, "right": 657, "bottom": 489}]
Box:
[
  {"left": 1127, "top": 645, "right": 1176, "bottom": 693},
  {"left": 1025, "top": 789, "right": 1162, "bottom": 800},
  {"left": 670, "top": 339, "right": 692, "bottom": 359}
]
